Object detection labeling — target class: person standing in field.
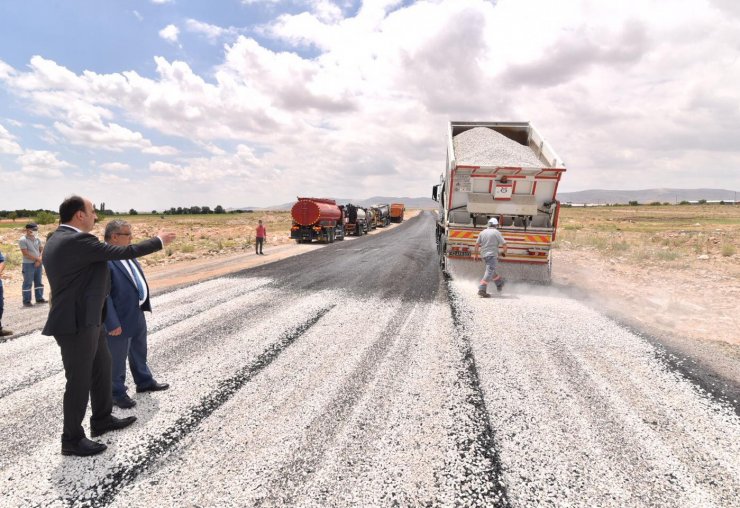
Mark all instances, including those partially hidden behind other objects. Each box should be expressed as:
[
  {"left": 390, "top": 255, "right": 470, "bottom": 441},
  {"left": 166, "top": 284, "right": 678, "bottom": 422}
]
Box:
[
  {"left": 255, "top": 220, "right": 267, "bottom": 255},
  {"left": 0, "top": 250, "right": 13, "bottom": 337},
  {"left": 19, "top": 222, "right": 47, "bottom": 307},
  {"left": 473, "top": 217, "right": 508, "bottom": 297}
]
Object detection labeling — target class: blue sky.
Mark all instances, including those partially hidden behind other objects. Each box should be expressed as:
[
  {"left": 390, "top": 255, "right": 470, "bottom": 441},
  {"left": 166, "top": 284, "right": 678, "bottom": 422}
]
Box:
[{"left": 1, "top": 0, "right": 739, "bottom": 211}]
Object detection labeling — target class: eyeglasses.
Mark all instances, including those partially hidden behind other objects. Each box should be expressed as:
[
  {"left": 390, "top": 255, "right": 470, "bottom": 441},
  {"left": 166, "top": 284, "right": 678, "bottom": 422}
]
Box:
[{"left": 114, "top": 232, "right": 132, "bottom": 236}]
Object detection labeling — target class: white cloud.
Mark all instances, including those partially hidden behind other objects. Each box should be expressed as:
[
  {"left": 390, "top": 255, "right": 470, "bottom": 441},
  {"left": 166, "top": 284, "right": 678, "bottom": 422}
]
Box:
[
  {"left": 100, "top": 173, "right": 131, "bottom": 184},
  {"left": 100, "top": 162, "right": 131, "bottom": 172},
  {"left": 133, "top": 10, "right": 143, "bottom": 21},
  {"left": 159, "top": 24, "right": 180, "bottom": 43},
  {"left": 0, "top": 124, "right": 23, "bottom": 154},
  {"left": 151, "top": 0, "right": 174, "bottom": 4},
  {"left": 2, "top": 0, "right": 740, "bottom": 210},
  {"left": 17, "top": 149, "right": 72, "bottom": 178},
  {"left": 143, "top": 145, "right": 179, "bottom": 155},
  {"left": 185, "top": 19, "right": 239, "bottom": 42}
]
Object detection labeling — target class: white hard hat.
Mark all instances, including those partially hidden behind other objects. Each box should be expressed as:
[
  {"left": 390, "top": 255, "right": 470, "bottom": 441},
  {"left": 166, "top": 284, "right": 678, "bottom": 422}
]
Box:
[{"left": 487, "top": 217, "right": 499, "bottom": 226}]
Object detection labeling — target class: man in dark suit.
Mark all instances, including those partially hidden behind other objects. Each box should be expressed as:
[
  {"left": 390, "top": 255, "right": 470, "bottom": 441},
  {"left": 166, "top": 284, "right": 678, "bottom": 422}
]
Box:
[
  {"left": 42, "top": 196, "right": 175, "bottom": 457},
  {"left": 104, "top": 220, "right": 169, "bottom": 410}
]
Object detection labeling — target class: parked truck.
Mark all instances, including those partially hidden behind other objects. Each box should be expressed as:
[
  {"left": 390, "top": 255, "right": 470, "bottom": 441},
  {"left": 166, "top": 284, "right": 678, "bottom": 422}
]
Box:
[
  {"left": 344, "top": 203, "right": 368, "bottom": 236},
  {"left": 366, "top": 208, "right": 377, "bottom": 230},
  {"left": 371, "top": 204, "right": 391, "bottom": 228},
  {"left": 432, "top": 121, "right": 566, "bottom": 282},
  {"left": 290, "top": 197, "right": 345, "bottom": 243},
  {"left": 389, "top": 203, "right": 405, "bottom": 223}
]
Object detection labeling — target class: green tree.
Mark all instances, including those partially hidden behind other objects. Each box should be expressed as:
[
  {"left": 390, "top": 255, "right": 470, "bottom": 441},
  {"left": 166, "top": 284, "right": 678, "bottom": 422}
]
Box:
[
  {"left": 628, "top": 200, "right": 639, "bottom": 206},
  {"left": 215, "top": 205, "right": 225, "bottom": 214},
  {"left": 34, "top": 211, "right": 57, "bottom": 225},
  {"left": 698, "top": 199, "right": 707, "bottom": 204},
  {"left": 8, "top": 211, "right": 18, "bottom": 222},
  {"left": 129, "top": 208, "right": 139, "bottom": 215}
]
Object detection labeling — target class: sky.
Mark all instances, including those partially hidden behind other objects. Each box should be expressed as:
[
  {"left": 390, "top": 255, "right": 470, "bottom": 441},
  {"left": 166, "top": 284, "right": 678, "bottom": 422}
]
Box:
[{"left": 1, "top": 0, "right": 739, "bottom": 211}]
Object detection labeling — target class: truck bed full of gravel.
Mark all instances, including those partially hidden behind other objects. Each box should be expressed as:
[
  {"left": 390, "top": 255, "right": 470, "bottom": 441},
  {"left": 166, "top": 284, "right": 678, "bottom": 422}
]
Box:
[{"left": 453, "top": 127, "right": 544, "bottom": 168}]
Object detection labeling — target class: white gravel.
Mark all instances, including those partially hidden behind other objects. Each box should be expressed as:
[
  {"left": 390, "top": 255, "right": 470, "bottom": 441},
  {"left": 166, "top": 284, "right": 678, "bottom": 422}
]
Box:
[
  {"left": 448, "top": 278, "right": 740, "bottom": 507},
  {"left": 453, "top": 127, "right": 543, "bottom": 168},
  {"left": 1, "top": 248, "right": 739, "bottom": 506}
]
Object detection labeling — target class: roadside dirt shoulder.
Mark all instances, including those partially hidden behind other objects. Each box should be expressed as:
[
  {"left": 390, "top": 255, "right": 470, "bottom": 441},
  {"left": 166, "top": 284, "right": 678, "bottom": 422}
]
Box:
[{"left": 553, "top": 248, "right": 740, "bottom": 395}]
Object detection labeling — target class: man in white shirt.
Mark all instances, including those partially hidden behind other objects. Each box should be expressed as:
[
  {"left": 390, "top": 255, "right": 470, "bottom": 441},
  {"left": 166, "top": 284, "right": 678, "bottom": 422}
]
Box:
[
  {"left": 103, "top": 220, "right": 169, "bottom": 410},
  {"left": 473, "top": 218, "right": 508, "bottom": 297}
]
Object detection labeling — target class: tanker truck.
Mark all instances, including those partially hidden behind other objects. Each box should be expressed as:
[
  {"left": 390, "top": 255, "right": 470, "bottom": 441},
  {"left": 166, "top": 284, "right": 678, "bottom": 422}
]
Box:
[
  {"left": 371, "top": 203, "right": 391, "bottom": 228},
  {"left": 290, "top": 197, "right": 345, "bottom": 243},
  {"left": 344, "top": 203, "right": 368, "bottom": 236},
  {"left": 432, "top": 121, "right": 566, "bottom": 282},
  {"left": 366, "top": 208, "right": 377, "bottom": 230},
  {"left": 389, "top": 203, "right": 405, "bottom": 223}
]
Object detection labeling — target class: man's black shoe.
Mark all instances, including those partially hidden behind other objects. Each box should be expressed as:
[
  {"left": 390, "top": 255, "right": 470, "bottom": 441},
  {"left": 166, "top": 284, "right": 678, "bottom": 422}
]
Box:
[
  {"left": 90, "top": 415, "right": 137, "bottom": 437},
  {"left": 23, "top": 302, "right": 33, "bottom": 307},
  {"left": 62, "top": 437, "right": 107, "bottom": 457},
  {"left": 113, "top": 394, "right": 137, "bottom": 409},
  {"left": 0, "top": 328, "right": 13, "bottom": 337},
  {"left": 136, "top": 381, "right": 169, "bottom": 393},
  {"left": 36, "top": 299, "right": 49, "bottom": 304}
]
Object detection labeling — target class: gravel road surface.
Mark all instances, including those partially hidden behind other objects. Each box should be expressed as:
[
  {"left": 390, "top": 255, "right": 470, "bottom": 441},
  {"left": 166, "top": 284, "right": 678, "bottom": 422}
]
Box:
[{"left": 1, "top": 212, "right": 738, "bottom": 507}]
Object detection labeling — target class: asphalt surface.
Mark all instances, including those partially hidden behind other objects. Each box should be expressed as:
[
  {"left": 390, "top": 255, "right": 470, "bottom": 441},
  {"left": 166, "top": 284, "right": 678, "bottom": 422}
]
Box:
[{"left": 0, "top": 211, "right": 738, "bottom": 507}]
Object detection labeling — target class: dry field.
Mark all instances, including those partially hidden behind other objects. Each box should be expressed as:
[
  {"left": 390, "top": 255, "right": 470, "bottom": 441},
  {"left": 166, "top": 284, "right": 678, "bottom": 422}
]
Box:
[{"left": 553, "top": 204, "right": 740, "bottom": 347}]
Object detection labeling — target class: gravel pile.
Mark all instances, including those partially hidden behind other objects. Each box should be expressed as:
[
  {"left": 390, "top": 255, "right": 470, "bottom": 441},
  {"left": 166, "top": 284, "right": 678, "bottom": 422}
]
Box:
[{"left": 453, "top": 127, "right": 543, "bottom": 167}]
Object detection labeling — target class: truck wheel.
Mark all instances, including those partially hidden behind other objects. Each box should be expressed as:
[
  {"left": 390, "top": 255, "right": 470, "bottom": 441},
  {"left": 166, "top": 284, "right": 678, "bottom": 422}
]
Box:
[{"left": 438, "top": 241, "right": 450, "bottom": 278}]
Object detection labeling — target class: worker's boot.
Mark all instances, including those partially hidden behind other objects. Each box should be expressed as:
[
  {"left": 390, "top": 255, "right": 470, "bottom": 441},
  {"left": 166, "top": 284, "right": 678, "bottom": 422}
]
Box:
[
  {"left": 477, "top": 285, "right": 490, "bottom": 298},
  {"left": 0, "top": 326, "right": 13, "bottom": 337},
  {"left": 495, "top": 277, "right": 506, "bottom": 292}
]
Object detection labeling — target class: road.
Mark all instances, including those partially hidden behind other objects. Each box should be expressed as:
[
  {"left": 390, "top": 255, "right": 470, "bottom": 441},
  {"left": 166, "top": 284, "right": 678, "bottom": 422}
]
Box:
[{"left": 0, "top": 212, "right": 739, "bottom": 507}]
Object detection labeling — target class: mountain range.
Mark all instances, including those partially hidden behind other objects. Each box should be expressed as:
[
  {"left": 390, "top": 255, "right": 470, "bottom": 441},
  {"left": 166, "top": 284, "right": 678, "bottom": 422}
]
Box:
[
  {"left": 237, "top": 188, "right": 739, "bottom": 210},
  {"left": 556, "top": 188, "right": 738, "bottom": 204}
]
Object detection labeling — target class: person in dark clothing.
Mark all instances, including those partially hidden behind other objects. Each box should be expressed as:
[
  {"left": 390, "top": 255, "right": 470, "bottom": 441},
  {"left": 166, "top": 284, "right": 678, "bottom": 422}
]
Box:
[{"left": 42, "top": 195, "right": 175, "bottom": 456}]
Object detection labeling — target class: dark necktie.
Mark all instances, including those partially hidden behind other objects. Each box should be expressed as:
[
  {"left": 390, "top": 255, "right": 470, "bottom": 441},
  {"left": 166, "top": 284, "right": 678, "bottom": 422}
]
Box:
[{"left": 127, "top": 260, "right": 145, "bottom": 300}]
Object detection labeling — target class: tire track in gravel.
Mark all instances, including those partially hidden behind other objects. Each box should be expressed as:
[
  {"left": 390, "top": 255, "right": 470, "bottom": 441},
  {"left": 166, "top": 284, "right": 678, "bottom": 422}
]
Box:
[
  {"left": 453, "top": 286, "right": 740, "bottom": 507},
  {"left": 60, "top": 305, "right": 334, "bottom": 508},
  {"left": 0, "top": 278, "right": 272, "bottom": 401},
  {"left": 616, "top": 319, "right": 740, "bottom": 417},
  {"left": 444, "top": 281, "right": 510, "bottom": 507},
  {"left": 257, "top": 301, "right": 420, "bottom": 506}
]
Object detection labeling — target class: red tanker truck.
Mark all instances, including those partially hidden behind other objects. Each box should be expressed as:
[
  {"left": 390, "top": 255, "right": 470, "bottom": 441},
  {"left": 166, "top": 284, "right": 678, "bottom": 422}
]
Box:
[{"left": 290, "top": 197, "right": 346, "bottom": 243}]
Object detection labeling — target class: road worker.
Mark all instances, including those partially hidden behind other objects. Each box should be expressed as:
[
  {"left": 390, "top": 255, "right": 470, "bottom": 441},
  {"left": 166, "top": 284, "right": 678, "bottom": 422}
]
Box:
[{"left": 473, "top": 217, "right": 507, "bottom": 297}]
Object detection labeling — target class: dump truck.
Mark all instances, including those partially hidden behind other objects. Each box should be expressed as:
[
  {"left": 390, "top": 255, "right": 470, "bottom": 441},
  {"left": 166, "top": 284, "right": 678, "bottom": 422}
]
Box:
[
  {"left": 290, "top": 197, "right": 345, "bottom": 243},
  {"left": 432, "top": 121, "right": 566, "bottom": 282},
  {"left": 344, "top": 203, "right": 368, "bottom": 236},
  {"left": 389, "top": 203, "right": 405, "bottom": 223},
  {"left": 371, "top": 204, "right": 391, "bottom": 228}
]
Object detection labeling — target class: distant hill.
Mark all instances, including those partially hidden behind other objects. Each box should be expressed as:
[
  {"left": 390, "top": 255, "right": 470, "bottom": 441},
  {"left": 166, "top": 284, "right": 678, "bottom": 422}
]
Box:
[
  {"left": 239, "top": 196, "right": 438, "bottom": 211},
  {"left": 236, "top": 189, "right": 739, "bottom": 210},
  {"left": 556, "top": 188, "right": 739, "bottom": 204}
]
